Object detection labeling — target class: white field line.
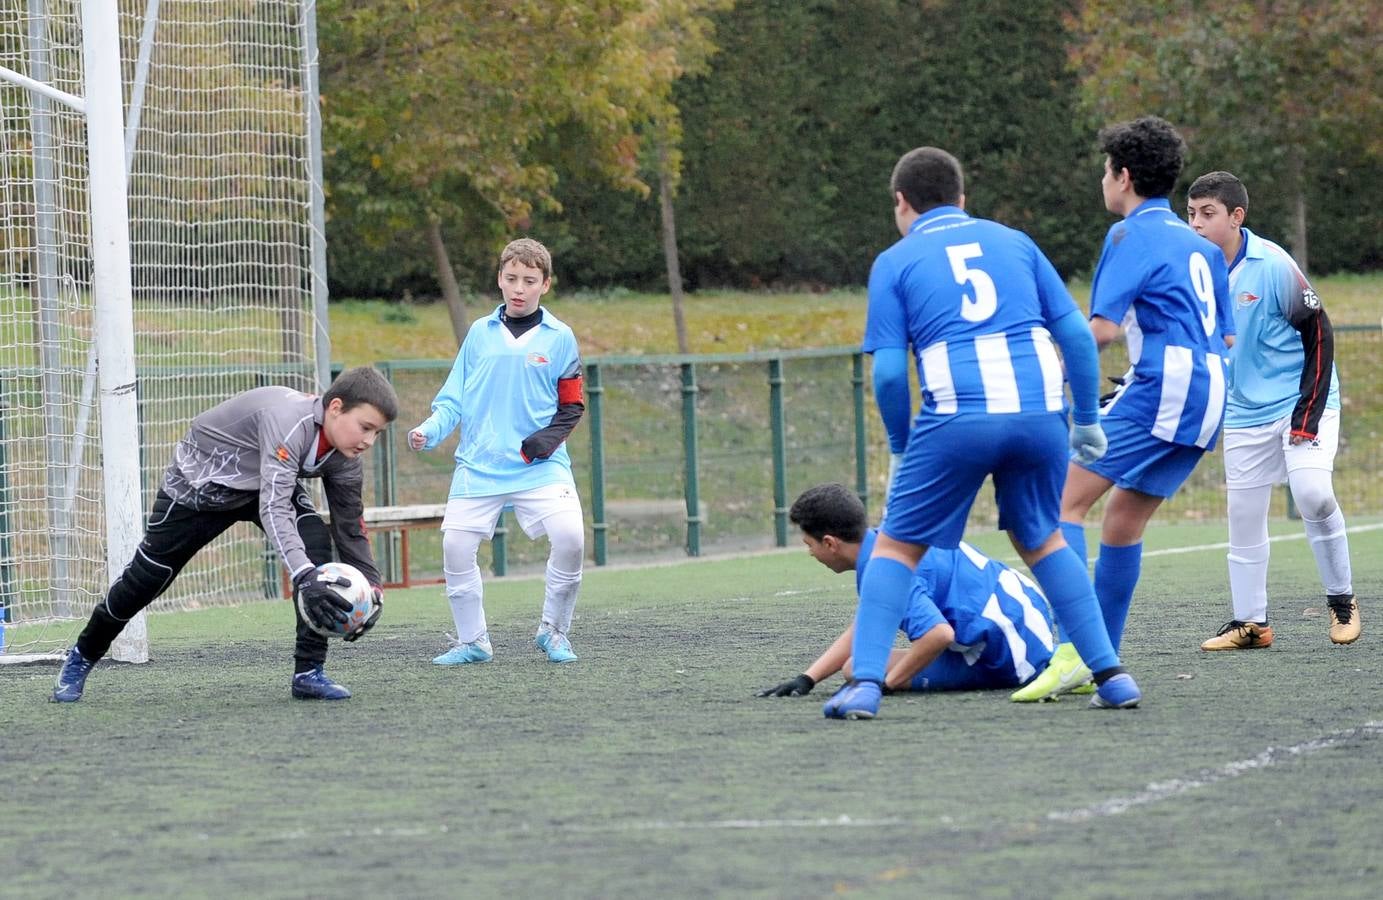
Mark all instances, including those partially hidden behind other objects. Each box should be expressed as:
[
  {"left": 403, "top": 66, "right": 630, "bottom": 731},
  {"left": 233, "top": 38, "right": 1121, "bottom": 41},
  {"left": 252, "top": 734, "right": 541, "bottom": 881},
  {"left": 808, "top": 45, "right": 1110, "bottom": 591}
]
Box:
[
  {"left": 274, "top": 814, "right": 905, "bottom": 842},
  {"left": 1139, "top": 520, "right": 1383, "bottom": 560},
  {"left": 1046, "top": 720, "right": 1383, "bottom": 823},
  {"left": 270, "top": 722, "right": 1383, "bottom": 843},
  {"left": 988, "top": 520, "right": 1383, "bottom": 567}
]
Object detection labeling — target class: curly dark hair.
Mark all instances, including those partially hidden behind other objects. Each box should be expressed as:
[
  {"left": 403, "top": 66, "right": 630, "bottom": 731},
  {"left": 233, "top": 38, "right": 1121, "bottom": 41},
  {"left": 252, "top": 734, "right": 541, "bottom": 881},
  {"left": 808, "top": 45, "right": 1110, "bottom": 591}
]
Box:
[
  {"left": 1098, "top": 116, "right": 1186, "bottom": 200},
  {"left": 788, "top": 483, "right": 867, "bottom": 543}
]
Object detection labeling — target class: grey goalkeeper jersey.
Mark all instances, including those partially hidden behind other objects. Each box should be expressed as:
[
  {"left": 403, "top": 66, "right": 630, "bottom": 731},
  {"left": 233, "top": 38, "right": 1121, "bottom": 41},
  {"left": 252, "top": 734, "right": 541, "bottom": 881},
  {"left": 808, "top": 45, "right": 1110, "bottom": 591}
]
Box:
[{"left": 162, "top": 386, "right": 380, "bottom": 586}]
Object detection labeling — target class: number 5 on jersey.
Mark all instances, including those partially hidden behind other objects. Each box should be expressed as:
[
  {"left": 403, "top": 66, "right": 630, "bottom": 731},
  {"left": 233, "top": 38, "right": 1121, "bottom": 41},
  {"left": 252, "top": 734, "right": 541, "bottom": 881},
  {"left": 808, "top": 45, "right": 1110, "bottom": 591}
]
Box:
[{"left": 947, "top": 243, "right": 997, "bottom": 322}]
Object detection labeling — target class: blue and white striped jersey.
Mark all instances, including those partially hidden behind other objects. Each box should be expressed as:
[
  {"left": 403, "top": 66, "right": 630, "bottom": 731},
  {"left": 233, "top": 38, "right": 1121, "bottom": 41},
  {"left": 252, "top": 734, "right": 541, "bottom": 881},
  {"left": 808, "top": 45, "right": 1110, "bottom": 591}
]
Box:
[
  {"left": 416, "top": 305, "right": 581, "bottom": 498},
  {"left": 1091, "top": 198, "right": 1233, "bottom": 449},
  {"left": 856, "top": 530, "right": 1056, "bottom": 684},
  {"left": 1224, "top": 228, "right": 1340, "bottom": 430},
  {"left": 862, "top": 207, "right": 1076, "bottom": 419}
]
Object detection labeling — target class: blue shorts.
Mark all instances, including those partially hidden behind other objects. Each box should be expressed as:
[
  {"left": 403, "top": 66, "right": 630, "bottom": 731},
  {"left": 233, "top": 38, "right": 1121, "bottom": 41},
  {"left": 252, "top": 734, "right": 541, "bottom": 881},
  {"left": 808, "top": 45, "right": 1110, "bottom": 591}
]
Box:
[
  {"left": 885, "top": 412, "right": 1067, "bottom": 552},
  {"left": 1077, "top": 414, "right": 1207, "bottom": 497},
  {"left": 906, "top": 650, "right": 1028, "bottom": 691}
]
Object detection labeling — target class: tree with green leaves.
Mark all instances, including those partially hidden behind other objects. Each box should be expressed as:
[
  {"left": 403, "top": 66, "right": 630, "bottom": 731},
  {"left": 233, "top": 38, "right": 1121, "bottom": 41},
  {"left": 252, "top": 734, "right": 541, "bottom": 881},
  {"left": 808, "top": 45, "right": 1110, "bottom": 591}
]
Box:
[
  {"left": 318, "top": 0, "right": 669, "bottom": 342},
  {"left": 1066, "top": 1, "right": 1380, "bottom": 272}
]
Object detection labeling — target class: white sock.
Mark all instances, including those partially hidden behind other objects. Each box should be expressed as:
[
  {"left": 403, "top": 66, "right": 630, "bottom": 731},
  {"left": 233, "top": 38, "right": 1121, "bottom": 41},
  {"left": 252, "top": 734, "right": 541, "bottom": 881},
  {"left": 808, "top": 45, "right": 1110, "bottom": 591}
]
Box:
[
  {"left": 442, "top": 529, "right": 488, "bottom": 643},
  {"left": 1289, "top": 468, "right": 1353, "bottom": 597},
  {"left": 1227, "top": 541, "right": 1271, "bottom": 623},
  {"left": 540, "top": 510, "right": 584, "bottom": 635},
  {"left": 1302, "top": 506, "right": 1353, "bottom": 597},
  {"left": 1227, "top": 484, "right": 1273, "bottom": 623}
]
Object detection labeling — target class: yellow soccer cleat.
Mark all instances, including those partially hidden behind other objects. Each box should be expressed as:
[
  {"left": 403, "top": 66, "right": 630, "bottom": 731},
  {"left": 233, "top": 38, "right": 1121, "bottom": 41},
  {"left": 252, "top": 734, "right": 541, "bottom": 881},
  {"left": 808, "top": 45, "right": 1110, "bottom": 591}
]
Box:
[
  {"left": 1327, "top": 595, "right": 1361, "bottom": 645},
  {"left": 1010, "top": 642, "right": 1091, "bottom": 702},
  {"left": 1200, "top": 620, "right": 1274, "bottom": 651}
]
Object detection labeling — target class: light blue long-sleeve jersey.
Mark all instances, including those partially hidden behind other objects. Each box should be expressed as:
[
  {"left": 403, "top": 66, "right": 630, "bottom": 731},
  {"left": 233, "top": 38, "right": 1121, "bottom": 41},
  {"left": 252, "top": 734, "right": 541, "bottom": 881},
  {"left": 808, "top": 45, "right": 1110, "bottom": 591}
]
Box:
[
  {"left": 416, "top": 305, "right": 581, "bottom": 498},
  {"left": 1224, "top": 227, "right": 1340, "bottom": 429}
]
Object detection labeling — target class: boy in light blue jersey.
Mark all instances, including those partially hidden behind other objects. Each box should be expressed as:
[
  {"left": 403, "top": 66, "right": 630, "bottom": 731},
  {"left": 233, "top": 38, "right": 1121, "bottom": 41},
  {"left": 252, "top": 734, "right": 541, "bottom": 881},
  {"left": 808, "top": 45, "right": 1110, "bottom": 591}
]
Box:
[
  {"left": 409, "top": 238, "right": 587, "bottom": 665},
  {"left": 829, "top": 146, "right": 1139, "bottom": 719},
  {"left": 758, "top": 484, "right": 1056, "bottom": 700},
  {"left": 1187, "top": 171, "right": 1358, "bottom": 649},
  {"left": 1030, "top": 117, "right": 1236, "bottom": 702}
]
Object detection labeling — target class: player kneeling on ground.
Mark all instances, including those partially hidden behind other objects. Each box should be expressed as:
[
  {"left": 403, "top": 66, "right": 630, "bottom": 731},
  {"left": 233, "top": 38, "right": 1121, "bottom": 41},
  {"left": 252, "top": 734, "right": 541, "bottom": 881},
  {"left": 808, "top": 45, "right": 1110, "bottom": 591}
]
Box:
[
  {"left": 758, "top": 484, "right": 1056, "bottom": 710},
  {"left": 51, "top": 367, "right": 396, "bottom": 703}
]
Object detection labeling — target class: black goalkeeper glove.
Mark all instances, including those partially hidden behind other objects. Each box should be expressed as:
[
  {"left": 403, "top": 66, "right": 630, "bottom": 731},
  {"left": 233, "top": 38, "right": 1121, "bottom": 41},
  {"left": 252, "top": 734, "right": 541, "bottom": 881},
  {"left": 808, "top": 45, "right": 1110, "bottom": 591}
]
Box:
[
  {"left": 293, "top": 567, "right": 353, "bottom": 631},
  {"left": 756, "top": 673, "right": 816, "bottom": 697},
  {"left": 1099, "top": 375, "right": 1126, "bottom": 407},
  {"left": 343, "top": 586, "right": 384, "bottom": 643}
]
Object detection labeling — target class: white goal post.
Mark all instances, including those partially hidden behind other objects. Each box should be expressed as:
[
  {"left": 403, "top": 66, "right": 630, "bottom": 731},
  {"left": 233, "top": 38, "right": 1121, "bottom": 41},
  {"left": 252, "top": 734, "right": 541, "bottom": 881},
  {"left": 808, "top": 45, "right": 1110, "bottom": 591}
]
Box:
[{"left": 0, "top": 0, "right": 330, "bottom": 662}]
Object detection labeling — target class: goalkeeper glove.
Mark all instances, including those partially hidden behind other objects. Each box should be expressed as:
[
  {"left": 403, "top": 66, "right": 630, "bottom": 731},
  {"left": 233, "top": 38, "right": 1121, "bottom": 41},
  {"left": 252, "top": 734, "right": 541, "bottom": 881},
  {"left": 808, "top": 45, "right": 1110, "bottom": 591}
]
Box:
[
  {"left": 343, "top": 586, "right": 384, "bottom": 642},
  {"left": 1070, "top": 421, "right": 1108, "bottom": 467},
  {"left": 293, "top": 567, "right": 353, "bottom": 631},
  {"left": 1099, "top": 375, "right": 1125, "bottom": 407},
  {"left": 756, "top": 673, "right": 816, "bottom": 697}
]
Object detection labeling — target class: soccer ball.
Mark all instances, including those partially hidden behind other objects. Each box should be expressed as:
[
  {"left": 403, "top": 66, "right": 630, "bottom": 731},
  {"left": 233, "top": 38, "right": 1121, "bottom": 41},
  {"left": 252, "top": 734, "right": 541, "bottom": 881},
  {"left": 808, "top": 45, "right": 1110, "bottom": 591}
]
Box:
[{"left": 298, "top": 561, "right": 376, "bottom": 638}]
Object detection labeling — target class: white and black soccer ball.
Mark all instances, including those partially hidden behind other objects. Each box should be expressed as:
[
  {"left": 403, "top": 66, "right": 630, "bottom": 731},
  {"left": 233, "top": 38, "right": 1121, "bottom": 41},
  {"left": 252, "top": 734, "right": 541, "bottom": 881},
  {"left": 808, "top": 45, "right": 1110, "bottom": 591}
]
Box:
[{"left": 298, "top": 561, "right": 376, "bottom": 638}]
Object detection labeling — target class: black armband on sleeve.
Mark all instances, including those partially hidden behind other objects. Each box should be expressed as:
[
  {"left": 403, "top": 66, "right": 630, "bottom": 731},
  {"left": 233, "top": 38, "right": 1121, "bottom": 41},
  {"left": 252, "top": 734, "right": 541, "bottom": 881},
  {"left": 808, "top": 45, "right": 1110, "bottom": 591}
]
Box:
[{"left": 1291, "top": 306, "right": 1334, "bottom": 439}]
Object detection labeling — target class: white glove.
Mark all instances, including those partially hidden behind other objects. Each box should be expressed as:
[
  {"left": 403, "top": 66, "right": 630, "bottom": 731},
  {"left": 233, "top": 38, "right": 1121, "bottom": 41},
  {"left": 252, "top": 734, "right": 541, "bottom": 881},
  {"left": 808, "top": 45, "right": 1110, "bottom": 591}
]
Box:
[{"left": 1071, "top": 422, "right": 1107, "bottom": 466}]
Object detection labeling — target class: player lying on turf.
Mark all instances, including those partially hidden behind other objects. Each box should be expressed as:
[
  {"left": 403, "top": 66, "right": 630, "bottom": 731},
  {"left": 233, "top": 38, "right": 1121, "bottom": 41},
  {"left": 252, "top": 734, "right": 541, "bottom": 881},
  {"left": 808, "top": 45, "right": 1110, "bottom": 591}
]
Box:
[
  {"left": 50, "top": 367, "right": 397, "bottom": 703},
  {"left": 758, "top": 483, "right": 1056, "bottom": 699}
]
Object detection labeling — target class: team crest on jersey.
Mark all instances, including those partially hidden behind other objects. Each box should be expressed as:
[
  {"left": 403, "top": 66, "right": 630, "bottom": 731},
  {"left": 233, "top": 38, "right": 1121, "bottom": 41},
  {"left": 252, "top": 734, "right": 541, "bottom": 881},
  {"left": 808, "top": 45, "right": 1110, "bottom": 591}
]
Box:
[
  {"left": 1237, "top": 291, "right": 1260, "bottom": 305},
  {"left": 1302, "top": 289, "right": 1320, "bottom": 310},
  {"left": 276, "top": 445, "right": 291, "bottom": 462},
  {"left": 526, "top": 352, "right": 550, "bottom": 367}
]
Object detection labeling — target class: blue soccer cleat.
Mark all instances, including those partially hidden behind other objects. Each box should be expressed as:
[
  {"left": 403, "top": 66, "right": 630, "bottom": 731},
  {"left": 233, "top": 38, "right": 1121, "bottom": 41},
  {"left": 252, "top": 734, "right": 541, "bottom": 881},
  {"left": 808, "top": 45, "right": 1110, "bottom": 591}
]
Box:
[
  {"left": 432, "top": 636, "right": 493, "bottom": 666},
  {"left": 543, "top": 632, "right": 578, "bottom": 663},
  {"left": 291, "top": 667, "right": 352, "bottom": 700},
  {"left": 1089, "top": 672, "right": 1141, "bottom": 709},
  {"left": 51, "top": 646, "right": 97, "bottom": 703},
  {"left": 822, "top": 679, "right": 882, "bottom": 720}
]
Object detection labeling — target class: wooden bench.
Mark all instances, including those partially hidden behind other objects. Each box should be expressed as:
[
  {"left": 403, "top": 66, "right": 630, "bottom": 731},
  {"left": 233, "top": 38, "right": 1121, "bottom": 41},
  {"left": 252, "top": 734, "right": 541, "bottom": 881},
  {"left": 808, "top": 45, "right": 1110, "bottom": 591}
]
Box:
[
  {"left": 307, "top": 498, "right": 703, "bottom": 591},
  {"left": 362, "top": 503, "right": 448, "bottom": 589},
  {"left": 289, "top": 503, "right": 447, "bottom": 594}
]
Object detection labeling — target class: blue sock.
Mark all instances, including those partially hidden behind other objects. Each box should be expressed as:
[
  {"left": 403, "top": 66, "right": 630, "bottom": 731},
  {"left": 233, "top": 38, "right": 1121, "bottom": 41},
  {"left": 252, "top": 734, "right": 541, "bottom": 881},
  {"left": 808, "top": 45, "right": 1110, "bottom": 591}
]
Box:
[
  {"left": 1060, "top": 520, "right": 1089, "bottom": 570},
  {"left": 1095, "top": 542, "right": 1142, "bottom": 654},
  {"left": 1030, "top": 547, "right": 1118, "bottom": 673},
  {"left": 850, "top": 556, "right": 914, "bottom": 683}
]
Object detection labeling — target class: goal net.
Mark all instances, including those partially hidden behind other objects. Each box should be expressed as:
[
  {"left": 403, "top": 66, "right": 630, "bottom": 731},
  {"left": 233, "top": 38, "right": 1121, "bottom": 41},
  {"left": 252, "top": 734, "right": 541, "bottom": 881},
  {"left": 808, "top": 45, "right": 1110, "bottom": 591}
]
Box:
[{"left": 0, "top": 0, "right": 327, "bottom": 661}]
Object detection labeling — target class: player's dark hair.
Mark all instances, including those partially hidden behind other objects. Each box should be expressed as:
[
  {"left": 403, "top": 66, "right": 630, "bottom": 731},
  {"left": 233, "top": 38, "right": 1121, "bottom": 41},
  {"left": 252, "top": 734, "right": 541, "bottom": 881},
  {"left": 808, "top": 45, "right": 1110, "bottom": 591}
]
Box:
[
  {"left": 1098, "top": 115, "right": 1186, "bottom": 200},
  {"left": 1187, "top": 170, "right": 1249, "bottom": 216},
  {"left": 789, "top": 483, "right": 867, "bottom": 544},
  {"left": 324, "top": 366, "right": 398, "bottom": 421},
  {"left": 890, "top": 147, "right": 964, "bottom": 215}
]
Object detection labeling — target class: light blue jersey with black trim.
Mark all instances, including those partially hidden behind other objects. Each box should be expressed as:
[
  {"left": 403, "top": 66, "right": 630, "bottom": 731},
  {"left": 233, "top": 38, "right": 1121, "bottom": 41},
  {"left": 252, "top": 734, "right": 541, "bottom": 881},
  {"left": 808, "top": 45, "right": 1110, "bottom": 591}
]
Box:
[
  {"left": 416, "top": 305, "right": 581, "bottom": 498},
  {"left": 862, "top": 206, "right": 1076, "bottom": 420},
  {"left": 856, "top": 530, "right": 1056, "bottom": 684},
  {"left": 1224, "top": 228, "right": 1340, "bottom": 428},
  {"left": 1091, "top": 198, "right": 1233, "bottom": 449}
]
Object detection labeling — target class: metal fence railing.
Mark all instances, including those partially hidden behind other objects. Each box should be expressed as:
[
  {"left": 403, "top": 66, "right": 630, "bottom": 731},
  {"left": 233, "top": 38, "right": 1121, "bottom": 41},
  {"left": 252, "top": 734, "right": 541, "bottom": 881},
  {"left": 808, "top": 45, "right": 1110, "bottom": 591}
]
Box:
[{"left": 357, "top": 324, "right": 1381, "bottom": 580}]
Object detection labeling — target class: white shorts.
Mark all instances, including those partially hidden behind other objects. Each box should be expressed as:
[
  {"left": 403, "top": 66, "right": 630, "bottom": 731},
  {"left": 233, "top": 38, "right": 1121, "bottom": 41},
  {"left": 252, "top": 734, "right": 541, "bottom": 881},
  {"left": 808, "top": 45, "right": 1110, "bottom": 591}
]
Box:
[
  {"left": 441, "top": 482, "right": 583, "bottom": 539},
  {"left": 1223, "top": 408, "right": 1340, "bottom": 489}
]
